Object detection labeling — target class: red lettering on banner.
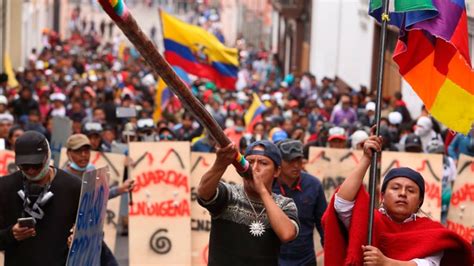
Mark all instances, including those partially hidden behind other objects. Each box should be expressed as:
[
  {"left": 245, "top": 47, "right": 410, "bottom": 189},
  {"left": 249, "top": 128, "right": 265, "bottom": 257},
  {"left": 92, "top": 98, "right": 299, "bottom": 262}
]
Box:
[
  {"left": 0, "top": 153, "right": 15, "bottom": 176},
  {"left": 129, "top": 199, "right": 191, "bottom": 217},
  {"left": 133, "top": 169, "right": 189, "bottom": 193},
  {"left": 424, "top": 182, "right": 441, "bottom": 208},
  {"left": 446, "top": 220, "right": 474, "bottom": 243},
  {"left": 91, "top": 152, "right": 101, "bottom": 165},
  {"left": 450, "top": 183, "right": 474, "bottom": 207},
  {"left": 202, "top": 244, "right": 209, "bottom": 264}
]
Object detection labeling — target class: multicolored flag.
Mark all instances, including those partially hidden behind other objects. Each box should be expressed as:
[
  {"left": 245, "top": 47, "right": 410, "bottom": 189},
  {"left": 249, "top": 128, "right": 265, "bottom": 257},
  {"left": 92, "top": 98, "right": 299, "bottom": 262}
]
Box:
[
  {"left": 244, "top": 93, "right": 267, "bottom": 132},
  {"left": 369, "top": 0, "right": 438, "bottom": 27},
  {"left": 370, "top": 0, "right": 474, "bottom": 134},
  {"left": 160, "top": 10, "right": 239, "bottom": 90}
]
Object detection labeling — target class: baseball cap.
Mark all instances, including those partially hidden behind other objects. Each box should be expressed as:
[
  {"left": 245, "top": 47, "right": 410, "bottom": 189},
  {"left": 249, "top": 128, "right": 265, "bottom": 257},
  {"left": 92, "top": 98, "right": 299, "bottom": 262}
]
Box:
[
  {"left": 404, "top": 134, "right": 422, "bottom": 150},
  {"left": 245, "top": 140, "right": 282, "bottom": 167},
  {"left": 382, "top": 167, "right": 425, "bottom": 205},
  {"left": 276, "top": 139, "right": 304, "bottom": 161},
  {"left": 50, "top": 92, "right": 66, "bottom": 102},
  {"left": 137, "top": 118, "right": 155, "bottom": 132},
  {"left": 416, "top": 116, "right": 433, "bottom": 130},
  {"left": 388, "top": 111, "right": 403, "bottom": 125},
  {"left": 66, "top": 134, "right": 91, "bottom": 150},
  {"left": 0, "top": 95, "right": 7, "bottom": 105},
  {"left": 271, "top": 130, "right": 288, "bottom": 143},
  {"left": 350, "top": 130, "right": 369, "bottom": 149},
  {"left": 0, "top": 113, "right": 14, "bottom": 124},
  {"left": 328, "top": 127, "right": 347, "bottom": 141},
  {"left": 83, "top": 122, "right": 103, "bottom": 135},
  {"left": 15, "top": 131, "right": 49, "bottom": 165},
  {"left": 426, "top": 138, "right": 444, "bottom": 154},
  {"left": 365, "top": 102, "right": 376, "bottom": 112}
]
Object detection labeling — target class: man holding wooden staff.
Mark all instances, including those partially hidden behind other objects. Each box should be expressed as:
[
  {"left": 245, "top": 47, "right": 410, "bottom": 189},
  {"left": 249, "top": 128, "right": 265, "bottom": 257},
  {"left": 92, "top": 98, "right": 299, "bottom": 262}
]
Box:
[
  {"left": 323, "top": 135, "right": 473, "bottom": 265},
  {"left": 197, "top": 140, "right": 299, "bottom": 265}
]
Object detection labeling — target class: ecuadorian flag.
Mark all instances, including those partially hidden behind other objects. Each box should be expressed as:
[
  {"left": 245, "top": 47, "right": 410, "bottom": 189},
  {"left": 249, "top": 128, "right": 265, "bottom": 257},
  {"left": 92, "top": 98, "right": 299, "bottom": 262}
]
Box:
[
  {"left": 160, "top": 10, "right": 239, "bottom": 90},
  {"left": 244, "top": 93, "right": 267, "bottom": 132},
  {"left": 153, "top": 66, "right": 191, "bottom": 121}
]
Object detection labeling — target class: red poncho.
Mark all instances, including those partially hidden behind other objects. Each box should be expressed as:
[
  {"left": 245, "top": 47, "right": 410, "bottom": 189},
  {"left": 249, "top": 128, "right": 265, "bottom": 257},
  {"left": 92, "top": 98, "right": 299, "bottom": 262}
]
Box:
[{"left": 323, "top": 188, "right": 473, "bottom": 266}]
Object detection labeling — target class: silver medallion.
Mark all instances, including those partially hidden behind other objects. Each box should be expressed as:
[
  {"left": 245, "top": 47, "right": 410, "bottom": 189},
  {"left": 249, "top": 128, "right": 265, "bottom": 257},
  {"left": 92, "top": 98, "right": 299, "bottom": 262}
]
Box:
[{"left": 249, "top": 220, "right": 265, "bottom": 237}]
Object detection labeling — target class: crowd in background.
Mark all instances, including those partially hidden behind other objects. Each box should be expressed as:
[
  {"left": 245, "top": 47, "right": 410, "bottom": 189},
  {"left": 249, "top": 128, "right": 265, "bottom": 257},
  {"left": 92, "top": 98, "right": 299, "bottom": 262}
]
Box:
[{"left": 0, "top": 0, "right": 473, "bottom": 223}]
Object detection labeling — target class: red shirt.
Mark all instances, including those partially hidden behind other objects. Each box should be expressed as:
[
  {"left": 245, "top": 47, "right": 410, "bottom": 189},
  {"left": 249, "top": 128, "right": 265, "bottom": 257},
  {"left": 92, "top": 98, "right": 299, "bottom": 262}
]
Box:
[{"left": 323, "top": 188, "right": 473, "bottom": 265}]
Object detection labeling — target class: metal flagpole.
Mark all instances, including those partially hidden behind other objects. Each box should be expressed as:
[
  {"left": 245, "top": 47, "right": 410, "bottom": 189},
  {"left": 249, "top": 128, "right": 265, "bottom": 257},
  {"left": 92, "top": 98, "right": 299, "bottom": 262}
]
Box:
[{"left": 367, "top": 0, "right": 390, "bottom": 245}]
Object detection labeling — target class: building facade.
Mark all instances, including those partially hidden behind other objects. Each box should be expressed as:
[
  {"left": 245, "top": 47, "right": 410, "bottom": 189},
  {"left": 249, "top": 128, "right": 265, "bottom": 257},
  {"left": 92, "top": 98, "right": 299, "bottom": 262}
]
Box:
[
  {"left": 271, "top": 0, "right": 312, "bottom": 74},
  {"left": 0, "top": 0, "right": 68, "bottom": 72}
]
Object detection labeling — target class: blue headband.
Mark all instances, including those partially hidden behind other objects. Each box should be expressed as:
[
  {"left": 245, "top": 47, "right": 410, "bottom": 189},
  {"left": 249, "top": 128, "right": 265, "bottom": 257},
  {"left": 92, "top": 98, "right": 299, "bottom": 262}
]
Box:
[{"left": 382, "top": 167, "right": 425, "bottom": 206}]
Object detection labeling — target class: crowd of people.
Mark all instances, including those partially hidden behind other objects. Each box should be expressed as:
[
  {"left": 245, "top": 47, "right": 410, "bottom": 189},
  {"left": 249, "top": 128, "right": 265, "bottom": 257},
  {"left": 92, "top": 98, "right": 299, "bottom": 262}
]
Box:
[{"left": 0, "top": 1, "right": 473, "bottom": 265}]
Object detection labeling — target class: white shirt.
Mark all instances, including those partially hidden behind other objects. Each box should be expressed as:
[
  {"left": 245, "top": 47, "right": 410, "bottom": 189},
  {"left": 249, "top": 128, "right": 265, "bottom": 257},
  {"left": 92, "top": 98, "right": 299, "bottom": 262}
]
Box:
[{"left": 334, "top": 194, "right": 443, "bottom": 266}]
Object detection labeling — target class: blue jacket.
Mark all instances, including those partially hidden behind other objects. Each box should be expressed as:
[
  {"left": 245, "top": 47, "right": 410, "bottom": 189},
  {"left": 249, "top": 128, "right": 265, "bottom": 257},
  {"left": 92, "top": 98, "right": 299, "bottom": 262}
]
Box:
[
  {"left": 272, "top": 172, "right": 327, "bottom": 266},
  {"left": 448, "top": 134, "right": 474, "bottom": 160}
]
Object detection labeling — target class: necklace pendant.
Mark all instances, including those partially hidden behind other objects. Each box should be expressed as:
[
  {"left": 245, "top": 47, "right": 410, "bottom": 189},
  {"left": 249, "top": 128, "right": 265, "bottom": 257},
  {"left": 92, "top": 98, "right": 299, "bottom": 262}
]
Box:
[{"left": 249, "top": 220, "right": 265, "bottom": 237}]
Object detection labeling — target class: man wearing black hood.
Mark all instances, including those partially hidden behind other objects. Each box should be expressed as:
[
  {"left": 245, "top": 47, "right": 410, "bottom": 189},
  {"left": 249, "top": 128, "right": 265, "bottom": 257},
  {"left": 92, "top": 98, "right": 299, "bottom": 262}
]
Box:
[{"left": 0, "top": 131, "right": 81, "bottom": 265}]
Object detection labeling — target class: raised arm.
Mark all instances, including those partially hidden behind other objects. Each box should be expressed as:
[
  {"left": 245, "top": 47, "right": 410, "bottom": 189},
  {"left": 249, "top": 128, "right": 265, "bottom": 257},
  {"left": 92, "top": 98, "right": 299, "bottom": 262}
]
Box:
[
  {"left": 197, "top": 143, "right": 237, "bottom": 201},
  {"left": 337, "top": 135, "right": 382, "bottom": 202}
]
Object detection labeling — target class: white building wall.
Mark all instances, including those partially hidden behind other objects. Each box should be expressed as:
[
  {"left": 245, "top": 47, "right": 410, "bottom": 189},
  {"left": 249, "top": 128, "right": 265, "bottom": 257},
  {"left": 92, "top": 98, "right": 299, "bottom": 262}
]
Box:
[
  {"left": 310, "top": 0, "right": 374, "bottom": 89},
  {"left": 271, "top": 10, "right": 279, "bottom": 54},
  {"left": 309, "top": 0, "right": 426, "bottom": 118},
  {"left": 220, "top": 0, "right": 239, "bottom": 46},
  {"left": 401, "top": 80, "right": 423, "bottom": 119}
]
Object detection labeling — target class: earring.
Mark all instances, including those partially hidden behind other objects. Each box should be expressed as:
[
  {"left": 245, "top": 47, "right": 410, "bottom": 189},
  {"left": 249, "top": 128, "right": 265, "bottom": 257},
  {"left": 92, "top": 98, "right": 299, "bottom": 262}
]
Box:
[{"left": 378, "top": 201, "right": 387, "bottom": 214}]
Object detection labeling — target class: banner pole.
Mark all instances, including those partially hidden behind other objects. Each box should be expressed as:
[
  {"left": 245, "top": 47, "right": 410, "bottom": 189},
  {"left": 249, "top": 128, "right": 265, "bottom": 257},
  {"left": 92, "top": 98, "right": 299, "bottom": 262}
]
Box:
[{"left": 367, "top": 0, "right": 390, "bottom": 245}]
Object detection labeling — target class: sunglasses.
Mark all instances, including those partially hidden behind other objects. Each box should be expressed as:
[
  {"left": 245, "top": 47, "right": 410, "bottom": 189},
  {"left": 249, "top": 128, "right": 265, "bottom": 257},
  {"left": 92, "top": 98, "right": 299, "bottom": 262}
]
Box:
[
  {"left": 159, "top": 134, "right": 174, "bottom": 140},
  {"left": 19, "top": 164, "right": 43, "bottom": 171},
  {"left": 279, "top": 140, "right": 303, "bottom": 155}
]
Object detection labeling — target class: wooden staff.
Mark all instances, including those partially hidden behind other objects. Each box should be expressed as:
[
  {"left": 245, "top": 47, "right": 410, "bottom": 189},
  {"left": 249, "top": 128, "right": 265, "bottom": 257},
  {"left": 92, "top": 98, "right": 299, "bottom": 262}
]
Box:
[{"left": 98, "top": 0, "right": 252, "bottom": 179}]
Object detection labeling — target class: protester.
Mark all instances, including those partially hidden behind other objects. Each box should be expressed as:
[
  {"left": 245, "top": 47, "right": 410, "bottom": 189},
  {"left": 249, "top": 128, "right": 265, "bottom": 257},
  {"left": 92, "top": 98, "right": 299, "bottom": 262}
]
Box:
[
  {"left": 0, "top": 114, "right": 14, "bottom": 140},
  {"left": 426, "top": 138, "right": 456, "bottom": 225},
  {"left": 197, "top": 140, "right": 299, "bottom": 265},
  {"left": 330, "top": 94, "right": 357, "bottom": 126},
  {"left": 350, "top": 130, "right": 369, "bottom": 150},
  {"left": 415, "top": 116, "right": 443, "bottom": 153},
  {"left": 323, "top": 135, "right": 473, "bottom": 265},
  {"left": 327, "top": 126, "right": 347, "bottom": 149},
  {"left": 273, "top": 139, "right": 326, "bottom": 265},
  {"left": 83, "top": 122, "right": 110, "bottom": 152},
  {"left": 404, "top": 133, "right": 423, "bottom": 153},
  {"left": 6, "top": 126, "right": 24, "bottom": 151},
  {"left": 0, "top": 131, "right": 81, "bottom": 265},
  {"left": 136, "top": 118, "right": 158, "bottom": 142},
  {"left": 63, "top": 133, "right": 134, "bottom": 265},
  {"left": 157, "top": 126, "right": 176, "bottom": 141},
  {"left": 0, "top": 3, "right": 472, "bottom": 263},
  {"left": 447, "top": 130, "right": 474, "bottom": 161}
]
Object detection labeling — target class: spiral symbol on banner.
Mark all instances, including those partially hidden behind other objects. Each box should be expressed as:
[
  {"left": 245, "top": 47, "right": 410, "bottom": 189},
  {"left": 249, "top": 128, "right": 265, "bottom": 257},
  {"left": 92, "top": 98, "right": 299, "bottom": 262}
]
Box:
[{"left": 149, "top": 228, "right": 172, "bottom": 254}]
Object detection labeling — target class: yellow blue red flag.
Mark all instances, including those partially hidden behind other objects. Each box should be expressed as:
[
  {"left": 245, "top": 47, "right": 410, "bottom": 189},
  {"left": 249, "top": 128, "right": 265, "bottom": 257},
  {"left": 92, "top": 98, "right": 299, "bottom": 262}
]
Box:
[
  {"left": 244, "top": 93, "right": 267, "bottom": 132},
  {"left": 160, "top": 10, "right": 238, "bottom": 90}
]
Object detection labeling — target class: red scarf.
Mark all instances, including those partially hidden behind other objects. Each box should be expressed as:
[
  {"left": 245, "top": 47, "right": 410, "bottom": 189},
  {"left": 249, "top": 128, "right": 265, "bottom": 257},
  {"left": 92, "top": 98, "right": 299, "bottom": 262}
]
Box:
[{"left": 322, "top": 188, "right": 473, "bottom": 266}]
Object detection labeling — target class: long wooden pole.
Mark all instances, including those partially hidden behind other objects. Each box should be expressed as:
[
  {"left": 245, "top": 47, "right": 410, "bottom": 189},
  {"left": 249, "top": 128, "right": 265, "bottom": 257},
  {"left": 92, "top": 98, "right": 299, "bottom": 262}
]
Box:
[{"left": 98, "top": 0, "right": 252, "bottom": 179}]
